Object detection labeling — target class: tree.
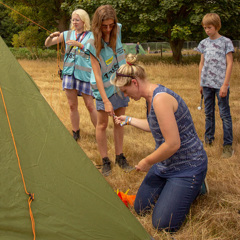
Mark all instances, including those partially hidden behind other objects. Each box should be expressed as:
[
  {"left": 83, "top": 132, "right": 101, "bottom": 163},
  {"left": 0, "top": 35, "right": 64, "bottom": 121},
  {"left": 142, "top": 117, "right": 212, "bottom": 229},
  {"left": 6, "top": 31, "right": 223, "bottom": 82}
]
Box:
[
  {"left": 69, "top": 0, "right": 240, "bottom": 63},
  {"left": 1, "top": 0, "right": 239, "bottom": 62},
  {"left": 0, "top": 0, "right": 70, "bottom": 51},
  {"left": 117, "top": 0, "right": 240, "bottom": 63},
  {"left": 0, "top": 4, "right": 23, "bottom": 47}
]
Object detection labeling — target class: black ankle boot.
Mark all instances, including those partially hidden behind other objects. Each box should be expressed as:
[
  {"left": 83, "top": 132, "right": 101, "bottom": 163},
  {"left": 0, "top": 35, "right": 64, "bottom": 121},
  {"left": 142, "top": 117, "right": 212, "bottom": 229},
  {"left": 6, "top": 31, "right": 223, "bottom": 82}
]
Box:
[
  {"left": 115, "top": 153, "right": 135, "bottom": 172},
  {"left": 102, "top": 157, "right": 111, "bottom": 176},
  {"left": 72, "top": 129, "right": 80, "bottom": 141}
]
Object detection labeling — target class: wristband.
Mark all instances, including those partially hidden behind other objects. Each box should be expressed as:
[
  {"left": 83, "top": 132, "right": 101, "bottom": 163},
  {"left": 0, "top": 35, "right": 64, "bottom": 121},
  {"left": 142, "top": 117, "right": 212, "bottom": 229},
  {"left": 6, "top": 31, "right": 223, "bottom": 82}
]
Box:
[
  {"left": 120, "top": 116, "right": 131, "bottom": 126},
  {"left": 127, "top": 117, "right": 132, "bottom": 125},
  {"left": 223, "top": 83, "right": 229, "bottom": 86}
]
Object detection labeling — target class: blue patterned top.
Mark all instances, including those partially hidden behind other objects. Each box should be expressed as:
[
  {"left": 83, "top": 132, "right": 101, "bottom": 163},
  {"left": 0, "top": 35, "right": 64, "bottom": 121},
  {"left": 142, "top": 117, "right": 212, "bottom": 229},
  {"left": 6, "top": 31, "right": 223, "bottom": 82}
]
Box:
[
  {"left": 148, "top": 85, "right": 207, "bottom": 178},
  {"left": 197, "top": 36, "right": 234, "bottom": 89}
]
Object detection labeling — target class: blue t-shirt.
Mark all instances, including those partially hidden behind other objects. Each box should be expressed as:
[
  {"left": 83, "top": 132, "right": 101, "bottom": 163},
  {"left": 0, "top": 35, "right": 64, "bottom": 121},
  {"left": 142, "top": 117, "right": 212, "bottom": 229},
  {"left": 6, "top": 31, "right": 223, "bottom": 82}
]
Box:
[
  {"left": 148, "top": 85, "right": 208, "bottom": 178},
  {"left": 197, "top": 36, "right": 234, "bottom": 89}
]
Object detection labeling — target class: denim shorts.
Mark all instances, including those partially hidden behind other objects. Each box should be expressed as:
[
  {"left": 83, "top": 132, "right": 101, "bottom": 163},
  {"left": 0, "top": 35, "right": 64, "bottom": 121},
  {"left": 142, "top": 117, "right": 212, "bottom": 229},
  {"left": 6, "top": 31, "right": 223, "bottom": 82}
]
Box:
[{"left": 96, "top": 92, "right": 129, "bottom": 111}]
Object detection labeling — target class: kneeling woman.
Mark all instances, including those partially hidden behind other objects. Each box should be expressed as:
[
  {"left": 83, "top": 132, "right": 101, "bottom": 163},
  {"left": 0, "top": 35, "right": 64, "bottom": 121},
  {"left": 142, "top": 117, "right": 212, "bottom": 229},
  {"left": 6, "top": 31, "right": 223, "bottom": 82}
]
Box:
[{"left": 112, "top": 54, "right": 208, "bottom": 232}]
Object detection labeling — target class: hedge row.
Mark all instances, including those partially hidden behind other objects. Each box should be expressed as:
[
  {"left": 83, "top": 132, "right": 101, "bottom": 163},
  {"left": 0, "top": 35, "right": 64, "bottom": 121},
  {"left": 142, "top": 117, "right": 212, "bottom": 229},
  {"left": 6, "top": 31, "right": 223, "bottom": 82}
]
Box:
[{"left": 10, "top": 47, "right": 240, "bottom": 64}]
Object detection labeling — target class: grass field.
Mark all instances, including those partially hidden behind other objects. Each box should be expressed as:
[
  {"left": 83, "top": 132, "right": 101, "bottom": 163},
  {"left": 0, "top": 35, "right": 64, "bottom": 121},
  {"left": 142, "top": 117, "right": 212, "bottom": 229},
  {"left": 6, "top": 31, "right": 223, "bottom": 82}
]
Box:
[{"left": 19, "top": 59, "right": 240, "bottom": 240}]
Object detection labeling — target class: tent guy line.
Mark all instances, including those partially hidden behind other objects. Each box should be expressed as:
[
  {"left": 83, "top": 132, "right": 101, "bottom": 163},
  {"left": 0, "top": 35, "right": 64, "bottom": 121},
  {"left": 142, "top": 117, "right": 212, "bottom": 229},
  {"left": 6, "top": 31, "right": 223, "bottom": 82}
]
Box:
[{"left": 0, "top": 86, "right": 36, "bottom": 240}]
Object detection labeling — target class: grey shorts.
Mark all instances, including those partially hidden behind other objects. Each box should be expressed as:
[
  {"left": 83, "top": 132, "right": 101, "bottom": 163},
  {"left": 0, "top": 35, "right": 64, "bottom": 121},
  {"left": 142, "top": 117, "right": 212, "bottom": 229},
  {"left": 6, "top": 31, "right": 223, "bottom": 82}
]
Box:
[{"left": 96, "top": 92, "right": 129, "bottom": 111}]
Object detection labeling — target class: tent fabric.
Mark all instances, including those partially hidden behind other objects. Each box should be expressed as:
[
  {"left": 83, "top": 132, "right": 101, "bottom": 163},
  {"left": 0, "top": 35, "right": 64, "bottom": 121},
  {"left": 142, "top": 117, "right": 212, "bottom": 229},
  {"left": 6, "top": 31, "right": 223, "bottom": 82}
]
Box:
[
  {"left": 123, "top": 43, "right": 146, "bottom": 55},
  {"left": 0, "top": 36, "right": 152, "bottom": 240}
]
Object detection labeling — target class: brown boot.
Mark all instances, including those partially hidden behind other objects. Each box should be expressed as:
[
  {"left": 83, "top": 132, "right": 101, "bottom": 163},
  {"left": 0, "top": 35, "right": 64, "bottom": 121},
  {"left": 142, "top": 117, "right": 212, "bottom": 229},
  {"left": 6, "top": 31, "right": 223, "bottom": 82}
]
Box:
[
  {"left": 115, "top": 153, "right": 135, "bottom": 172},
  {"left": 102, "top": 157, "right": 112, "bottom": 176}
]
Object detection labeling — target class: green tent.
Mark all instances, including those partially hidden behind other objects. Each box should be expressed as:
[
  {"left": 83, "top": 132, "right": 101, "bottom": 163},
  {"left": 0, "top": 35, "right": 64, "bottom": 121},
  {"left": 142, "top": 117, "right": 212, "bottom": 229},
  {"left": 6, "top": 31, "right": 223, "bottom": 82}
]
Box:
[
  {"left": 0, "top": 36, "right": 153, "bottom": 240},
  {"left": 123, "top": 43, "right": 146, "bottom": 55}
]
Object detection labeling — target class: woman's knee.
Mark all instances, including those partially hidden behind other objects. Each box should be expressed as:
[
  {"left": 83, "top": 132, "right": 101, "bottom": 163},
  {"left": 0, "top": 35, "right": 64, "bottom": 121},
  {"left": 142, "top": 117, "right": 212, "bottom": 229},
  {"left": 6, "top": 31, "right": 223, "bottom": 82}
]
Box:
[
  {"left": 134, "top": 198, "right": 183, "bottom": 232},
  {"left": 83, "top": 95, "right": 95, "bottom": 112},
  {"left": 85, "top": 99, "right": 95, "bottom": 113},
  {"left": 69, "top": 102, "right": 78, "bottom": 112},
  {"left": 134, "top": 200, "right": 142, "bottom": 215},
  {"left": 86, "top": 104, "right": 95, "bottom": 113},
  {"left": 134, "top": 198, "right": 152, "bottom": 216},
  {"left": 152, "top": 214, "right": 181, "bottom": 232},
  {"left": 96, "top": 121, "right": 108, "bottom": 131}
]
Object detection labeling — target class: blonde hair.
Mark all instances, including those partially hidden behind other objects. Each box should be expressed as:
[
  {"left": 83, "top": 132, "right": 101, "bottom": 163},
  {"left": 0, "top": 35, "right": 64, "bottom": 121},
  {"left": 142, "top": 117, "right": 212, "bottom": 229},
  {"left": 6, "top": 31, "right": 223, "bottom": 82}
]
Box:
[
  {"left": 111, "top": 54, "right": 147, "bottom": 87},
  {"left": 202, "top": 13, "right": 221, "bottom": 31},
  {"left": 70, "top": 9, "right": 91, "bottom": 31},
  {"left": 92, "top": 5, "right": 118, "bottom": 58}
]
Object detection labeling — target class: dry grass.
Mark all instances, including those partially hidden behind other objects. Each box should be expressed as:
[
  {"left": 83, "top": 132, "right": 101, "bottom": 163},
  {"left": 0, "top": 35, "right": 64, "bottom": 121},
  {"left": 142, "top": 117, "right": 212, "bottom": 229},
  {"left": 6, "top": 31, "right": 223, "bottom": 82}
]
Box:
[{"left": 19, "top": 59, "right": 240, "bottom": 240}]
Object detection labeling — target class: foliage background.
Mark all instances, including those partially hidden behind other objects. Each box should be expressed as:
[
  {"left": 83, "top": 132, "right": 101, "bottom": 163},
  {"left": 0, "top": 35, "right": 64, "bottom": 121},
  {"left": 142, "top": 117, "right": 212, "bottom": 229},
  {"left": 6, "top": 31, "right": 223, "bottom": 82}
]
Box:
[{"left": 0, "top": 0, "right": 239, "bottom": 62}]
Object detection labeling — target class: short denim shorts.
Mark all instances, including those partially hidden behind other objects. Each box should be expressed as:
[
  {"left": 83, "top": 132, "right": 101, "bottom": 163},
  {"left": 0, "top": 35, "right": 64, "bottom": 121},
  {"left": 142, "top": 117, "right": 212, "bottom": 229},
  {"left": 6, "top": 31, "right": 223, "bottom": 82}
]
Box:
[{"left": 96, "top": 92, "right": 129, "bottom": 111}]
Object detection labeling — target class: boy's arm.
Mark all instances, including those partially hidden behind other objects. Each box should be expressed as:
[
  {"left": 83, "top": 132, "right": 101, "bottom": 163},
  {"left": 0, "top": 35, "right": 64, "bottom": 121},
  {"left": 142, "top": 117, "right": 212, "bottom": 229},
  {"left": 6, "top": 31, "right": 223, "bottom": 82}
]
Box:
[
  {"left": 199, "top": 54, "right": 204, "bottom": 95},
  {"left": 219, "top": 52, "right": 233, "bottom": 98}
]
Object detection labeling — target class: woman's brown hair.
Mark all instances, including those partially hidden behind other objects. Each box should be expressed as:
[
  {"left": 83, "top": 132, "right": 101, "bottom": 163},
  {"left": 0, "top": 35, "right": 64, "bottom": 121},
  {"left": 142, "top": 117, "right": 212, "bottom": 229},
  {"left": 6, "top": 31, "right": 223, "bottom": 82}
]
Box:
[{"left": 92, "top": 5, "right": 118, "bottom": 58}]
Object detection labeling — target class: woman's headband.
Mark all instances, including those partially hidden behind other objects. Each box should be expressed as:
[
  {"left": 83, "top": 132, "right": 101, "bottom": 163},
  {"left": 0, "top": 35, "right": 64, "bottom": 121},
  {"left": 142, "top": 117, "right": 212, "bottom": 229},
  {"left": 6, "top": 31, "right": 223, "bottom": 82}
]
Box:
[{"left": 116, "top": 71, "right": 134, "bottom": 79}]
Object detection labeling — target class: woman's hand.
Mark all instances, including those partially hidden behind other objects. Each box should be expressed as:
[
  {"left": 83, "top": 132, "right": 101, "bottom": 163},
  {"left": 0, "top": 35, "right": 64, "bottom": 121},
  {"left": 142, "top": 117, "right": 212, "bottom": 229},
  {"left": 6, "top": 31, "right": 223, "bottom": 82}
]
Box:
[
  {"left": 66, "top": 40, "right": 83, "bottom": 48},
  {"left": 114, "top": 115, "right": 126, "bottom": 125},
  {"left": 45, "top": 31, "right": 62, "bottom": 47},
  {"left": 104, "top": 101, "right": 115, "bottom": 116},
  {"left": 135, "top": 158, "right": 152, "bottom": 172},
  {"left": 50, "top": 31, "right": 61, "bottom": 38}
]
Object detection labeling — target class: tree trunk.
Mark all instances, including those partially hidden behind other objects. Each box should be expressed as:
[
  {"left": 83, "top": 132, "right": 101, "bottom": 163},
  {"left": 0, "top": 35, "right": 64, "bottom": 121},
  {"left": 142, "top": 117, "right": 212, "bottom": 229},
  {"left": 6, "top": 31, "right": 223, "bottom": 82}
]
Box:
[
  {"left": 169, "top": 39, "right": 184, "bottom": 64},
  {"left": 57, "top": 15, "right": 69, "bottom": 32}
]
